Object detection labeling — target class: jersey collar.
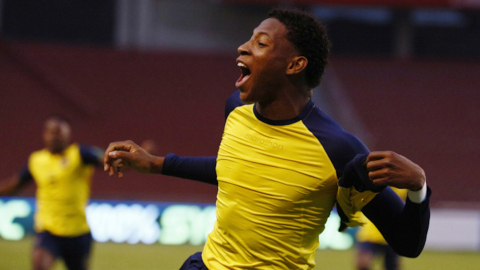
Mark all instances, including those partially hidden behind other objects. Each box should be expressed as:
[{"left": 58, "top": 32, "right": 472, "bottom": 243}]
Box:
[{"left": 253, "top": 99, "right": 315, "bottom": 126}]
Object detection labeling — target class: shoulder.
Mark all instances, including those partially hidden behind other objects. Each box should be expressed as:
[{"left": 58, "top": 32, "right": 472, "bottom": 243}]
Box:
[
  {"left": 27, "top": 149, "right": 51, "bottom": 174},
  {"left": 303, "top": 104, "right": 367, "bottom": 151},
  {"left": 225, "top": 90, "right": 247, "bottom": 121},
  {"left": 302, "top": 104, "right": 369, "bottom": 172},
  {"left": 28, "top": 148, "right": 49, "bottom": 163}
]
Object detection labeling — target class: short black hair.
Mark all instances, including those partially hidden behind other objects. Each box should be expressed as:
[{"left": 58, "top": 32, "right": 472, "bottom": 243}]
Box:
[{"left": 268, "top": 8, "right": 330, "bottom": 88}]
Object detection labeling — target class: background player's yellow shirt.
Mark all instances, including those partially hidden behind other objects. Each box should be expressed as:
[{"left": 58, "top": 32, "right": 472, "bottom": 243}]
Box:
[
  {"left": 28, "top": 144, "right": 94, "bottom": 236},
  {"left": 203, "top": 100, "right": 376, "bottom": 270}
]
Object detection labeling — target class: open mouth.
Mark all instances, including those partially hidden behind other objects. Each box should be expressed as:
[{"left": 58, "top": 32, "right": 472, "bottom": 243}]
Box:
[{"left": 236, "top": 61, "right": 251, "bottom": 88}]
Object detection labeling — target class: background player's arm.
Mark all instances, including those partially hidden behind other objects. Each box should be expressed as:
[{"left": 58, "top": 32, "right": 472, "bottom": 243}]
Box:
[
  {"left": 103, "top": 140, "right": 217, "bottom": 184},
  {"left": 0, "top": 165, "right": 33, "bottom": 196},
  {"left": 0, "top": 174, "right": 22, "bottom": 195},
  {"left": 80, "top": 145, "right": 105, "bottom": 167}
]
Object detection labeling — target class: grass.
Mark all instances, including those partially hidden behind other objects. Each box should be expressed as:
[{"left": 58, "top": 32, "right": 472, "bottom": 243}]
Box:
[{"left": 1, "top": 237, "right": 479, "bottom": 269}]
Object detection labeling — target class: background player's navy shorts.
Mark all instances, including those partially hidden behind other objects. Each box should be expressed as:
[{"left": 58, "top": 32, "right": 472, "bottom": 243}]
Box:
[
  {"left": 358, "top": 242, "right": 399, "bottom": 270},
  {"left": 180, "top": 252, "right": 208, "bottom": 270},
  {"left": 35, "top": 231, "right": 93, "bottom": 270}
]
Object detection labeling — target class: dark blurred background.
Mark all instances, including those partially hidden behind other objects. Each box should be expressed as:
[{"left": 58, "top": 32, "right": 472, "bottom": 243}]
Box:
[{"left": 1, "top": 0, "right": 479, "bottom": 207}]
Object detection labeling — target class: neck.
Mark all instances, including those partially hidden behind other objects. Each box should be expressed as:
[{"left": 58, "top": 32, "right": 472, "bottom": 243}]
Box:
[{"left": 256, "top": 86, "right": 312, "bottom": 120}]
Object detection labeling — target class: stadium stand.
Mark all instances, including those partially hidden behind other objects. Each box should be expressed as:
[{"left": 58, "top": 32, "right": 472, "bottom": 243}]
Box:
[{"left": 1, "top": 40, "right": 479, "bottom": 204}]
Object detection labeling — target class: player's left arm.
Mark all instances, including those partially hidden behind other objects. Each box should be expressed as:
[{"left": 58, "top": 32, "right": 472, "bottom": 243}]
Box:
[{"left": 359, "top": 151, "right": 430, "bottom": 258}]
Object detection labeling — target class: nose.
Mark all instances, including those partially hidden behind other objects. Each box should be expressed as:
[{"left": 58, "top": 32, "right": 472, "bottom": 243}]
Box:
[{"left": 237, "top": 41, "right": 250, "bottom": 55}]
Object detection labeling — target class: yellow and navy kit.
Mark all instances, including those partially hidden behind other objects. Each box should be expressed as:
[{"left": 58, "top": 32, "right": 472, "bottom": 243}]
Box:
[
  {"left": 166, "top": 91, "right": 374, "bottom": 269},
  {"left": 206, "top": 92, "right": 373, "bottom": 270},
  {"left": 163, "top": 90, "right": 432, "bottom": 269},
  {"left": 19, "top": 144, "right": 102, "bottom": 237}
]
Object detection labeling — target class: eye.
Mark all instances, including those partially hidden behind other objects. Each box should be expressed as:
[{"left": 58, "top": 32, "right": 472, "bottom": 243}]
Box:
[{"left": 258, "top": 42, "right": 266, "bottom": 47}]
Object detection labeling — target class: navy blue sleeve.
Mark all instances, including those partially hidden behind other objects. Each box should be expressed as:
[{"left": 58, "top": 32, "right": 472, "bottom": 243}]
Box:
[
  {"left": 19, "top": 164, "right": 33, "bottom": 184},
  {"left": 161, "top": 154, "right": 218, "bottom": 185},
  {"left": 340, "top": 153, "right": 431, "bottom": 258},
  {"left": 338, "top": 154, "right": 386, "bottom": 193},
  {"left": 225, "top": 90, "right": 246, "bottom": 121},
  {"left": 362, "top": 187, "right": 431, "bottom": 258},
  {"left": 80, "top": 145, "right": 103, "bottom": 167}
]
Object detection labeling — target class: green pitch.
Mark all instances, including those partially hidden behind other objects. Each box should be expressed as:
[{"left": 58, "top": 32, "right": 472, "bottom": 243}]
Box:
[{"left": 1, "top": 237, "right": 479, "bottom": 269}]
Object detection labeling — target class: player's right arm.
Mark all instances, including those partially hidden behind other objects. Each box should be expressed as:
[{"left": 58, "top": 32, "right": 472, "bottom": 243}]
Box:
[{"left": 104, "top": 140, "right": 217, "bottom": 185}]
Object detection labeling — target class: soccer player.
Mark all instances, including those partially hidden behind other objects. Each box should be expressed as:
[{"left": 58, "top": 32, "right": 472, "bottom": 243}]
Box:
[
  {"left": 0, "top": 115, "right": 103, "bottom": 270},
  {"left": 103, "top": 8, "right": 431, "bottom": 270},
  {"left": 355, "top": 188, "right": 408, "bottom": 270}
]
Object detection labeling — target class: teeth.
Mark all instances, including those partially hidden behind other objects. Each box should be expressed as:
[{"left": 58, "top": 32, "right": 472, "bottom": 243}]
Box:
[{"left": 237, "top": 62, "right": 247, "bottom": 68}]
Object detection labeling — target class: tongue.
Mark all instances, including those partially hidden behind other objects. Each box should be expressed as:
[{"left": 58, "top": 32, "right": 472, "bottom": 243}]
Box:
[
  {"left": 237, "top": 73, "right": 245, "bottom": 83},
  {"left": 236, "top": 73, "right": 250, "bottom": 88}
]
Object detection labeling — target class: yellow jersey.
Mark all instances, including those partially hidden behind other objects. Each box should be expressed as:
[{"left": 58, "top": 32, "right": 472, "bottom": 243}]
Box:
[
  {"left": 25, "top": 144, "right": 99, "bottom": 236},
  {"left": 202, "top": 95, "right": 378, "bottom": 270}
]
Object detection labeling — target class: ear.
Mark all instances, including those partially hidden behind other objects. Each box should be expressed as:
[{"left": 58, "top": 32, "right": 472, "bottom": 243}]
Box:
[{"left": 286, "top": 56, "right": 308, "bottom": 75}]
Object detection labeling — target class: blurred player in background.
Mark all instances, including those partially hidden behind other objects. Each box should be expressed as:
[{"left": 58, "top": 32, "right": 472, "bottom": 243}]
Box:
[
  {"left": 103, "top": 8, "right": 430, "bottom": 270},
  {"left": 0, "top": 116, "right": 156, "bottom": 270},
  {"left": 0, "top": 115, "right": 103, "bottom": 270},
  {"left": 355, "top": 188, "right": 408, "bottom": 270}
]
